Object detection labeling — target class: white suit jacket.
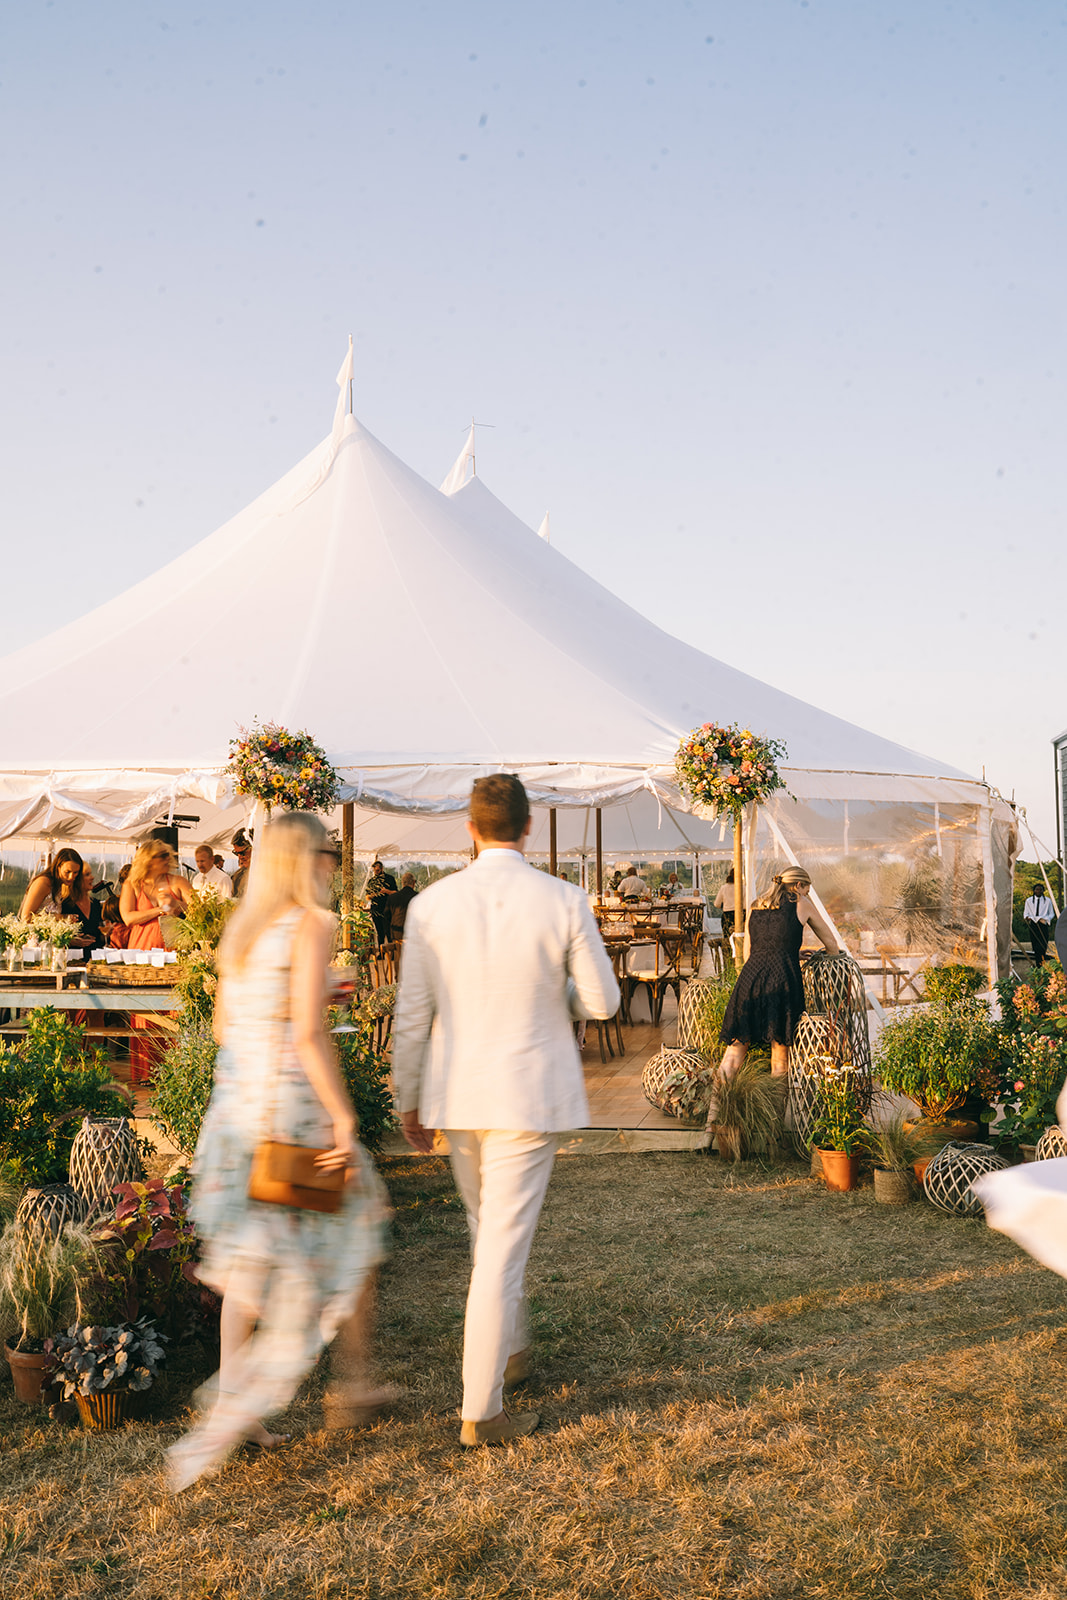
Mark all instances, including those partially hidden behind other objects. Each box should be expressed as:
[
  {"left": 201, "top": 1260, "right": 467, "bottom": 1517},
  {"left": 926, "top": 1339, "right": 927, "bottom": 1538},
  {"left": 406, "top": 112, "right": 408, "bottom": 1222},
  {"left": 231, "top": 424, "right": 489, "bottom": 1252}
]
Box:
[{"left": 391, "top": 848, "right": 619, "bottom": 1132}]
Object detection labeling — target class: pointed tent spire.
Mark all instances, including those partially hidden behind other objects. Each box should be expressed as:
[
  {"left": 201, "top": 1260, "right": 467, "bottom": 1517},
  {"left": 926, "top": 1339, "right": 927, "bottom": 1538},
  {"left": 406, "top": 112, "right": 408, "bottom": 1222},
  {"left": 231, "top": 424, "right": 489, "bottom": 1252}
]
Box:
[
  {"left": 332, "top": 335, "right": 354, "bottom": 443},
  {"left": 440, "top": 422, "right": 476, "bottom": 495},
  {"left": 537, "top": 512, "right": 551, "bottom": 544}
]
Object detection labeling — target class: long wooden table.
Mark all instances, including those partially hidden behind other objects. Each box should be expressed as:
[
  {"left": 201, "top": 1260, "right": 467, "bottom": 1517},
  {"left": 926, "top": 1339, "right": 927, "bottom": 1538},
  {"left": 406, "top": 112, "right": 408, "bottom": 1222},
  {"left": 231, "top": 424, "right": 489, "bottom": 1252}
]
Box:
[{"left": 0, "top": 982, "right": 177, "bottom": 1040}]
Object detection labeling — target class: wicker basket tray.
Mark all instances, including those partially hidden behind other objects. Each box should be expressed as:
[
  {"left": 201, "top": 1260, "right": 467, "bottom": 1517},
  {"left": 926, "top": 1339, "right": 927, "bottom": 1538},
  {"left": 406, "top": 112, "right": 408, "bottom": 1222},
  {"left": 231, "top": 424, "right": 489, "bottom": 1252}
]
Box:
[{"left": 85, "top": 962, "right": 180, "bottom": 987}]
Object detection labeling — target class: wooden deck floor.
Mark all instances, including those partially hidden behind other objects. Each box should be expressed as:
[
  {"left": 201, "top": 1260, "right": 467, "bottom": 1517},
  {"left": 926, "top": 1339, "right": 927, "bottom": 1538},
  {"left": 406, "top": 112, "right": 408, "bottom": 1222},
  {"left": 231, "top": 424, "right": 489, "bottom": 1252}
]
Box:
[{"left": 117, "top": 986, "right": 699, "bottom": 1160}]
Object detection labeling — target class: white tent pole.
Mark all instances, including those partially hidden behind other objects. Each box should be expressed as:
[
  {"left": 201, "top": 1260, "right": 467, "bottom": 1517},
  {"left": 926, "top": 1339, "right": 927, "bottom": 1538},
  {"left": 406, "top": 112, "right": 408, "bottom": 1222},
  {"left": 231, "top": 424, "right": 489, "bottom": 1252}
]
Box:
[{"left": 977, "top": 798, "right": 999, "bottom": 985}]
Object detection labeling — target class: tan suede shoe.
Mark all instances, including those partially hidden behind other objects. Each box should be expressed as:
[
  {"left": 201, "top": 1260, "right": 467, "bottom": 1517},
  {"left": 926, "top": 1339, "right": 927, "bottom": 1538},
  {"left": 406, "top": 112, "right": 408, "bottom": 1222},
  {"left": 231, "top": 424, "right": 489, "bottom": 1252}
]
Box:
[
  {"left": 503, "top": 1349, "right": 532, "bottom": 1390},
  {"left": 460, "top": 1410, "right": 540, "bottom": 1447}
]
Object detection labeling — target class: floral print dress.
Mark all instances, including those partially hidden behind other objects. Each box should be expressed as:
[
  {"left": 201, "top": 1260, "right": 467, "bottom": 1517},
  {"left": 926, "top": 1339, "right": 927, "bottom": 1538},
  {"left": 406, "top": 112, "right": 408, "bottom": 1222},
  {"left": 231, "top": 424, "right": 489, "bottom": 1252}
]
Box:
[{"left": 167, "top": 908, "right": 389, "bottom": 1489}]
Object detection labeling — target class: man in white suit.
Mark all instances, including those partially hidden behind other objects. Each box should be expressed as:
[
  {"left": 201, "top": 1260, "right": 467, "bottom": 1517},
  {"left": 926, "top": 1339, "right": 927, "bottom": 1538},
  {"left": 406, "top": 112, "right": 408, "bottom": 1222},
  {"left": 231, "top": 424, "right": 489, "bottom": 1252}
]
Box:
[{"left": 392, "top": 773, "right": 619, "bottom": 1446}]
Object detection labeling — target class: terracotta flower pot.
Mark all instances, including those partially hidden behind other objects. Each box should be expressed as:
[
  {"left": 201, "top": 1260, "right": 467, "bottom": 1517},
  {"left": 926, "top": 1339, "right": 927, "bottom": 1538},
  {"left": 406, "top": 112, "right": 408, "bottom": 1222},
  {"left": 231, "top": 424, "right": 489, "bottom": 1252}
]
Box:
[
  {"left": 873, "top": 1167, "right": 912, "bottom": 1205},
  {"left": 4, "top": 1344, "right": 48, "bottom": 1404},
  {"left": 75, "top": 1390, "right": 129, "bottom": 1431},
  {"left": 817, "top": 1150, "right": 859, "bottom": 1192},
  {"left": 913, "top": 1157, "right": 932, "bottom": 1186}
]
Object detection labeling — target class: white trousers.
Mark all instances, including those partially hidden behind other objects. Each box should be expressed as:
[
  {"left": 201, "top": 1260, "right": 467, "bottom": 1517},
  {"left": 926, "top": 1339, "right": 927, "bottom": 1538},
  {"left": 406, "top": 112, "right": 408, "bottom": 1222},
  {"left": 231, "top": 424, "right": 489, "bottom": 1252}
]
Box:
[{"left": 444, "top": 1128, "right": 558, "bottom": 1422}]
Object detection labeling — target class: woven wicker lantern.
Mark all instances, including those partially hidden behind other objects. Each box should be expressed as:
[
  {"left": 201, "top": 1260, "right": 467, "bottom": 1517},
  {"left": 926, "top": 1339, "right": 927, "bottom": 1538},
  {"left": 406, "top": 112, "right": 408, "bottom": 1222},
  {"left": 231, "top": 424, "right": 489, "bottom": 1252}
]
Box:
[
  {"left": 923, "top": 1141, "right": 1007, "bottom": 1216},
  {"left": 1034, "top": 1126, "right": 1067, "bottom": 1162},
  {"left": 641, "top": 1047, "right": 707, "bottom": 1119},
  {"left": 676, "top": 978, "right": 721, "bottom": 1053},
  {"left": 15, "top": 1183, "right": 87, "bottom": 1248},
  {"left": 68, "top": 1117, "right": 142, "bottom": 1219},
  {"left": 786, "top": 1014, "right": 851, "bottom": 1148},
  {"left": 801, "top": 953, "right": 873, "bottom": 1090}
]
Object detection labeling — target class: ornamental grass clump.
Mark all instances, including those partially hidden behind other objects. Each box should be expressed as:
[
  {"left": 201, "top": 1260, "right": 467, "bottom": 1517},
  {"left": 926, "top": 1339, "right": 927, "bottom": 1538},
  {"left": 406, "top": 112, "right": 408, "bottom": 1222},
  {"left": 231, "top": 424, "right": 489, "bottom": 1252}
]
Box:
[
  {"left": 0, "top": 1220, "right": 97, "bottom": 1353},
  {"left": 714, "top": 1058, "right": 786, "bottom": 1162}
]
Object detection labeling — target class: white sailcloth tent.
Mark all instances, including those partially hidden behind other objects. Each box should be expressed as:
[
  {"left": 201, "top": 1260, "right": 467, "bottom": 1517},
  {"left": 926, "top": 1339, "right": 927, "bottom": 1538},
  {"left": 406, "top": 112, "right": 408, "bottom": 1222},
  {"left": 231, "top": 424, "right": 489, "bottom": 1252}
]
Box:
[{"left": 0, "top": 359, "right": 1017, "bottom": 975}]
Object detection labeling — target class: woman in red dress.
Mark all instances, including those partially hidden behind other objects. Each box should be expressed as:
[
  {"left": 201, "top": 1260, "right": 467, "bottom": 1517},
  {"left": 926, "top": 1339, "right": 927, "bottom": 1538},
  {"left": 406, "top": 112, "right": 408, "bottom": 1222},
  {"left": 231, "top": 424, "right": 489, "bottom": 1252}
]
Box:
[{"left": 120, "top": 841, "right": 192, "bottom": 1083}]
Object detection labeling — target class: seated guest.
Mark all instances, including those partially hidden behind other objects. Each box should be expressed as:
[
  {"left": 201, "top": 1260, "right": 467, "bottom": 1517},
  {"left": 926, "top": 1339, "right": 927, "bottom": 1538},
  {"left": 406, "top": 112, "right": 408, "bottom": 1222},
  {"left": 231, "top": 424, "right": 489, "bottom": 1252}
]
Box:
[
  {"left": 665, "top": 872, "right": 686, "bottom": 898},
  {"left": 191, "top": 843, "right": 233, "bottom": 898},
  {"left": 20, "top": 847, "right": 85, "bottom": 921},
  {"left": 230, "top": 831, "right": 253, "bottom": 897},
  {"left": 388, "top": 872, "right": 419, "bottom": 939},
  {"left": 617, "top": 867, "right": 651, "bottom": 901},
  {"left": 609, "top": 870, "right": 624, "bottom": 893}
]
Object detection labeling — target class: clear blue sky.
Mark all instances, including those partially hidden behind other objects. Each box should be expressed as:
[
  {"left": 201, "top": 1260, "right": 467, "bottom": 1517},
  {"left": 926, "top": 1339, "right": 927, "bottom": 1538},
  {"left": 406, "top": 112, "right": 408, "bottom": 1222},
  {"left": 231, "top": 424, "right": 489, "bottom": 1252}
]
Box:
[{"left": 2, "top": 1, "right": 1064, "bottom": 847}]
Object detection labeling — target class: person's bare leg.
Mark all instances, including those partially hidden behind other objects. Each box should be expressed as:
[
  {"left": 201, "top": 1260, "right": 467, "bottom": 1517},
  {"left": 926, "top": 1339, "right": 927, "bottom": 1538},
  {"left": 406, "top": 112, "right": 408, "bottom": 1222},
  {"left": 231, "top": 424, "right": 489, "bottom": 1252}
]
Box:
[
  {"left": 770, "top": 1043, "right": 789, "bottom": 1078},
  {"left": 217, "top": 1291, "right": 286, "bottom": 1448},
  {"left": 325, "top": 1272, "right": 399, "bottom": 1427}
]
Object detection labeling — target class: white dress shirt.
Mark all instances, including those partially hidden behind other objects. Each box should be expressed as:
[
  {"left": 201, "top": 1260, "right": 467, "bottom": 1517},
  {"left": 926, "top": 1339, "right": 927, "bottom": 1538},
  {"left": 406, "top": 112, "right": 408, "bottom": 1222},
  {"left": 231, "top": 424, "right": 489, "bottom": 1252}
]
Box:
[
  {"left": 1024, "top": 893, "right": 1055, "bottom": 923},
  {"left": 191, "top": 865, "right": 233, "bottom": 898}
]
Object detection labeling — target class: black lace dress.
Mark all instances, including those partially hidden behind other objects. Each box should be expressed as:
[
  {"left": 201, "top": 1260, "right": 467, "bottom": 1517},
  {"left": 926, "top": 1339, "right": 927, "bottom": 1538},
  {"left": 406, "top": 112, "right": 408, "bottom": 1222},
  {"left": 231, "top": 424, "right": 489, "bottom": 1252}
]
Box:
[{"left": 720, "top": 899, "right": 805, "bottom": 1047}]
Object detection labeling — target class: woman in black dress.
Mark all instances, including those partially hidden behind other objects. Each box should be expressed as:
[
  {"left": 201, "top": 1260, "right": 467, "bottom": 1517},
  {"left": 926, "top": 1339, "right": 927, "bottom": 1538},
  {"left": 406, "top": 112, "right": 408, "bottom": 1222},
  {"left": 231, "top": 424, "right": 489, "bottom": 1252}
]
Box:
[{"left": 716, "top": 865, "right": 839, "bottom": 1086}]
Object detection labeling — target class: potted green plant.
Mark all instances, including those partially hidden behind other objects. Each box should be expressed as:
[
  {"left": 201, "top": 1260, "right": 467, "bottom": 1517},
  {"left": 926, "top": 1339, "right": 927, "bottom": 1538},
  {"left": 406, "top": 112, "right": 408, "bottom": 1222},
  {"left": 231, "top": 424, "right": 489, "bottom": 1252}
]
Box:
[
  {"left": 874, "top": 997, "right": 1002, "bottom": 1135},
  {"left": 0, "top": 1008, "right": 131, "bottom": 1184},
  {"left": 810, "top": 1062, "right": 869, "bottom": 1191},
  {"left": 0, "top": 1220, "right": 97, "bottom": 1402},
  {"left": 867, "top": 1109, "right": 942, "bottom": 1203},
  {"left": 45, "top": 1317, "right": 168, "bottom": 1429},
  {"left": 90, "top": 1179, "right": 199, "bottom": 1338}
]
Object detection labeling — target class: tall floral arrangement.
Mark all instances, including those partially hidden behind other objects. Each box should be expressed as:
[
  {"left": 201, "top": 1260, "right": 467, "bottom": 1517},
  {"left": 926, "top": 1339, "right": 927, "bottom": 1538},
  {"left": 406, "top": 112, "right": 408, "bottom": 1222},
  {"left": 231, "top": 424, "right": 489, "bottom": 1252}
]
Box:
[
  {"left": 227, "top": 721, "right": 341, "bottom": 813},
  {"left": 989, "top": 967, "right": 1067, "bottom": 1147},
  {"left": 674, "top": 722, "right": 788, "bottom": 814}
]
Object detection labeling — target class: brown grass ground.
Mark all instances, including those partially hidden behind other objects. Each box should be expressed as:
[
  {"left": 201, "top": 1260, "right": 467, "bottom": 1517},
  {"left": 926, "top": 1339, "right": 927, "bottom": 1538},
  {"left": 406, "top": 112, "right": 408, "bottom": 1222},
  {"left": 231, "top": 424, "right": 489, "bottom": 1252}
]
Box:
[{"left": 4, "top": 1152, "right": 1067, "bottom": 1599}]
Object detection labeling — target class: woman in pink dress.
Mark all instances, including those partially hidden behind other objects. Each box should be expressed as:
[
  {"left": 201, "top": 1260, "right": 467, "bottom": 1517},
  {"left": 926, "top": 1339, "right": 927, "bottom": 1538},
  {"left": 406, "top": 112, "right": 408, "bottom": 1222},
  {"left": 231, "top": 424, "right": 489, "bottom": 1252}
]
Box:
[{"left": 120, "top": 841, "right": 192, "bottom": 1083}]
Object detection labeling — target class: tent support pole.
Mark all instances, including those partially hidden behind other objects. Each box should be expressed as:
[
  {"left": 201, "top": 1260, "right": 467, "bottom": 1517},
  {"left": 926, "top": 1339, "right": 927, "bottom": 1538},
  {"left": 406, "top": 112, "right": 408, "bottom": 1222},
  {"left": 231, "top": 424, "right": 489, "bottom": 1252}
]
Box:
[
  {"left": 595, "top": 809, "right": 603, "bottom": 900},
  {"left": 549, "top": 809, "right": 557, "bottom": 877},
  {"left": 733, "top": 808, "right": 744, "bottom": 959},
  {"left": 341, "top": 802, "right": 355, "bottom": 950}
]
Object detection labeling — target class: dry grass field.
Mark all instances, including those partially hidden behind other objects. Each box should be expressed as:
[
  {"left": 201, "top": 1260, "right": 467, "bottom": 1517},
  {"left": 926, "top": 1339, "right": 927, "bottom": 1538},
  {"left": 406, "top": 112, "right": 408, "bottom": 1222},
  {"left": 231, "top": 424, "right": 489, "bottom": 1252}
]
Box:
[{"left": 4, "top": 1151, "right": 1067, "bottom": 1599}]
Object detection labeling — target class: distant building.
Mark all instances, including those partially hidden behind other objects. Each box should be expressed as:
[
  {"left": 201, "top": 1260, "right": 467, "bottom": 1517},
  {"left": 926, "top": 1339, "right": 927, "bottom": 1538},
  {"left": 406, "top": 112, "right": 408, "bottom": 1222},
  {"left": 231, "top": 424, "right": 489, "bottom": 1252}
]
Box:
[{"left": 1055, "top": 728, "right": 1067, "bottom": 867}]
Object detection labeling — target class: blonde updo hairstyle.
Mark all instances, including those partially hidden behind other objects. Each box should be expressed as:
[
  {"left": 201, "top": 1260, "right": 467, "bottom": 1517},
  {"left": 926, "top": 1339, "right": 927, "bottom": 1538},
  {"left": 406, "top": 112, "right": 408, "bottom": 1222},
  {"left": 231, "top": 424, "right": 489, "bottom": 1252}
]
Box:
[
  {"left": 219, "top": 812, "right": 333, "bottom": 975},
  {"left": 755, "top": 866, "right": 812, "bottom": 912}
]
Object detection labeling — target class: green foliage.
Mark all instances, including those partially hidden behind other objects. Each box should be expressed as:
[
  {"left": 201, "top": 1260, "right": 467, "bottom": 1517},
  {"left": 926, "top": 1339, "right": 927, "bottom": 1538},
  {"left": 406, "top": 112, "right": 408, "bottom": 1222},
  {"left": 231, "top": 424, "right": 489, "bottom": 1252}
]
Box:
[
  {"left": 874, "top": 998, "right": 1003, "bottom": 1122},
  {"left": 150, "top": 1014, "right": 218, "bottom": 1158},
  {"left": 0, "top": 865, "right": 30, "bottom": 917},
  {"left": 810, "top": 1063, "right": 870, "bottom": 1156},
  {"left": 988, "top": 967, "right": 1067, "bottom": 1150},
  {"left": 332, "top": 1019, "right": 397, "bottom": 1155},
  {"left": 89, "top": 1179, "right": 199, "bottom": 1337},
  {"left": 924, "top": 964, "right": 985, "bottom": 1006},
  {"left": 1012, "top": 861, "right": 1064, "bottom": 944},
  {"left": 0, "top": 1220, "right": 98, "bottom": 1352},
  {"left": 0, "top": 1009, "right": 129, "bottom": 1184}
]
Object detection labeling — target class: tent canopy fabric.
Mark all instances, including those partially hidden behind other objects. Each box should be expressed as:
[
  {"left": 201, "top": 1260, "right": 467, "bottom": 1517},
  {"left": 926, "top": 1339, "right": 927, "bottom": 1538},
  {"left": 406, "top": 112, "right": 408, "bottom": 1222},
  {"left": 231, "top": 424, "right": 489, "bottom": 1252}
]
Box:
[{"left": 0, "top": 397, "right": 974, "bottom": 848}]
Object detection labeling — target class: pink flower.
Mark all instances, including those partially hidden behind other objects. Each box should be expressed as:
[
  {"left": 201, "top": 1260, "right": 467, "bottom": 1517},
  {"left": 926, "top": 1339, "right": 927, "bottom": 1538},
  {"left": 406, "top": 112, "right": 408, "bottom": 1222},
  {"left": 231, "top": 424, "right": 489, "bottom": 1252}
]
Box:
[{"left": 1014, "top": 1080, "right": 1026, "bottom": 1092}]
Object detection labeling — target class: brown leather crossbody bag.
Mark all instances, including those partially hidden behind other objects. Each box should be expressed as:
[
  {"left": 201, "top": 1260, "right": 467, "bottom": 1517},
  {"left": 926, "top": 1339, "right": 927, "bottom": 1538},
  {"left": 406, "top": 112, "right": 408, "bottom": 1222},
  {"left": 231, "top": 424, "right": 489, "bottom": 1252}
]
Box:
[{"left": 247, "top": 989, "right": 345, "bottom": 1215}]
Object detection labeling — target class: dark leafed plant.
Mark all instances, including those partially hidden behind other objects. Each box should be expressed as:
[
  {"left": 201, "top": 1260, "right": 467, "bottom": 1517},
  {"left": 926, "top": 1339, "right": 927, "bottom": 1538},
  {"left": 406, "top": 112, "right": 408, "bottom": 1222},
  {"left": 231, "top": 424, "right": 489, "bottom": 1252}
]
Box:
[
  {"left": 45, "top": 1317, "right": 167, "bottom": 1398},
  {"left": 89, "top": 1179, "right": 198, "bottom": 1337},
  {"left": 0, "top": 1009, "right": 130, "bottom": 1183}
]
